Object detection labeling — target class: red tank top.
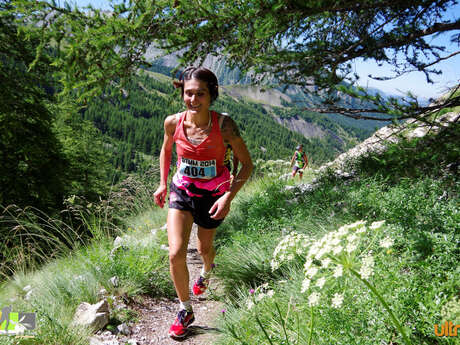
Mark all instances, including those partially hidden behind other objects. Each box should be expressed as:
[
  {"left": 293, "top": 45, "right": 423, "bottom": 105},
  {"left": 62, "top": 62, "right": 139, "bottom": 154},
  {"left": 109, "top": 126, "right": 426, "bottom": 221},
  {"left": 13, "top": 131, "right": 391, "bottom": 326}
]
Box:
[{"left": 173, "top": 110, "right": 226, "bottom": 181}]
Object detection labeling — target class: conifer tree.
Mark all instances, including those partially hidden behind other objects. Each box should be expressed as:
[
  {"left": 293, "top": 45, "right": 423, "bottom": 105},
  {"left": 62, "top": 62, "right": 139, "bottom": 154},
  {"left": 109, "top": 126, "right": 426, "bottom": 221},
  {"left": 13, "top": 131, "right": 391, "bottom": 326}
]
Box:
[
  {"left": 0, "top": 3, "right": 67, "bottom": 211},
  {"left": 9, "top": 0, "right": 460, "bottom": 122}
]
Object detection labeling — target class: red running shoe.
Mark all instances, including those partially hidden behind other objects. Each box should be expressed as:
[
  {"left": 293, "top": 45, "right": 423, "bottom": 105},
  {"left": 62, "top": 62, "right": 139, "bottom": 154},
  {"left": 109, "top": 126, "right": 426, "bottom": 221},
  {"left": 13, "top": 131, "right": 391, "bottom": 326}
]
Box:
[
  {"left": 192, "top": 275, "right": 209, "bottom": 296},
  {"left": 168, "top": 309, "right": 195, "bottom": 338}
]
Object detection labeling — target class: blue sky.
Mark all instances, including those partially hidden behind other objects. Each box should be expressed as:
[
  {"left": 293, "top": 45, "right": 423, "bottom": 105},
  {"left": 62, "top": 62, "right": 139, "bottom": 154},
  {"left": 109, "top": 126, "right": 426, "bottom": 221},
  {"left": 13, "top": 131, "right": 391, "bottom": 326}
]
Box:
[{"left": 72, "top": 0, "right": 459, "bottom": 99}]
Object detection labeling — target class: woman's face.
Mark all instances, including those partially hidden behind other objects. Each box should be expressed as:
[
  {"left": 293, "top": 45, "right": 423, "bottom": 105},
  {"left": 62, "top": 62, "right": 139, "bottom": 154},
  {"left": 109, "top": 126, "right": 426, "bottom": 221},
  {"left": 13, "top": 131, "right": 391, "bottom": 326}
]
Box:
[{"left": 183, "top": 78, "right": 211, "bottom": 115}]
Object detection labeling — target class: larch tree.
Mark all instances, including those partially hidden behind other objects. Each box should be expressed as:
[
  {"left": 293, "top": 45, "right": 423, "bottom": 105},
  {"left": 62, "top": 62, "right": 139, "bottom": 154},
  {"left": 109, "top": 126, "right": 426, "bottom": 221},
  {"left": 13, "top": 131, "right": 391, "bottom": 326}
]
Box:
[{"left": 9, "top": 0, "right": 460, "bottom": 122}]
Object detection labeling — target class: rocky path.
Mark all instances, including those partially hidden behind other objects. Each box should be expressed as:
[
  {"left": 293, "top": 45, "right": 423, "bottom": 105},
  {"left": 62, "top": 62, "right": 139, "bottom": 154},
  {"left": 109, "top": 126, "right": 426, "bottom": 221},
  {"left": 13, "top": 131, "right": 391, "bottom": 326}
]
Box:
[{"left": 104, "top": 224, "right": 224, "bottom": 345}]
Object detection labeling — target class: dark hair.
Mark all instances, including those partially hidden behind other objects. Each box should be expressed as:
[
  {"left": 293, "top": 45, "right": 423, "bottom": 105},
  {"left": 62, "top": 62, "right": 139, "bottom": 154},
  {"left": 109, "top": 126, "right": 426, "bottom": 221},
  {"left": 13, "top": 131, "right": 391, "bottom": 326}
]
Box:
[{"left": 173, "top": 66, "right": 219, "bottom": 103}]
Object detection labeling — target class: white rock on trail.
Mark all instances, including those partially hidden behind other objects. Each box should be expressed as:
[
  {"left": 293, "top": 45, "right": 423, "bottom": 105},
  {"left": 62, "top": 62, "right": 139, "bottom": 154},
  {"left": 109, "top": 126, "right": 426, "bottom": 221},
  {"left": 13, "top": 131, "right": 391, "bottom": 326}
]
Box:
[
  {"left": 109, "top": 276, "right": 119, "bottom": 287},
  {"left": 117, "top": 322, "right": 131, "bottom": 335},
  {"left": 73, "top": 300, "right": 110, "bottom": 331}
]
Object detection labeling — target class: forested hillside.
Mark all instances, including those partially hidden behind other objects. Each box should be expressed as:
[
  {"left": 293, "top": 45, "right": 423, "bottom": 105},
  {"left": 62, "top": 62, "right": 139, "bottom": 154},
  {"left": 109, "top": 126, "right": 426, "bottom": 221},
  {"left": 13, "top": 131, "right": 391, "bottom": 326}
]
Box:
[
  {"left": 82, "top": 69, "right": 371, "bottom": 177},
  {"left": 147, "top": 59, "right": 386, "bottom": 136}
]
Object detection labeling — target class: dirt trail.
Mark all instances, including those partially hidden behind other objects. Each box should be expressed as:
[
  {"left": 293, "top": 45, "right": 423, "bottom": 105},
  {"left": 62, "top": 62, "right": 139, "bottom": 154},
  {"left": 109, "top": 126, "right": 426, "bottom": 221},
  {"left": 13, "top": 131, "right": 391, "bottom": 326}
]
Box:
[{"left": 127, "top": 224, "right": 223, "bottom": 345}]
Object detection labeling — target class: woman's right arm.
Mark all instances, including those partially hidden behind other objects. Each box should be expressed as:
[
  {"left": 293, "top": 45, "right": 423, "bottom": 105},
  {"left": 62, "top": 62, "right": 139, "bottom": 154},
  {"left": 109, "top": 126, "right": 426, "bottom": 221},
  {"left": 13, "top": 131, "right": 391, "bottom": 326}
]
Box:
[{"left": 154, "top": 115, "right": 176, "bottom": 208}]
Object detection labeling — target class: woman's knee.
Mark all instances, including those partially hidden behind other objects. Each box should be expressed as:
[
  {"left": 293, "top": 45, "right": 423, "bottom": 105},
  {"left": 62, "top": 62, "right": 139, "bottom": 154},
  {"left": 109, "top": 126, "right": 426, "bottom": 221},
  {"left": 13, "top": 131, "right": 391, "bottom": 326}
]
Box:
[{"left": 169, "top": 248, "right": 187, "bottom": 266}]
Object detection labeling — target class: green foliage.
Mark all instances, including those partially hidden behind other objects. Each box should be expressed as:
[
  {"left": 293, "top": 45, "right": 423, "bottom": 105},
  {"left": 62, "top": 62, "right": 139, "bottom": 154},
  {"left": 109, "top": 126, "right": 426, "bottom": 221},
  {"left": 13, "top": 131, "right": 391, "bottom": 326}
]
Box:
[
  {"left": 157, "top": 0, "right": 460, "bottom": 118},
  {"left": 214, "top": 131, "right": 458, "bottom": 344},
  {"left": 1, "top": 5, "right": 112, "bottom": 213},
  {"left": 0, "top": 8, "right": 68, "bottom": 212},
  {"left": 54, "top": 101, "right": 111, "bottom": 200},
  {"left": 0, "top": 220, "right": 173, "bottom": 344},
  {"left": 12, "top": 0, "right": 460, "bottom": 120},
  {"left": 101, "top": 239, "right": 174, "bottom": 298},
  {"left": 82, "top": 70, "right": 358, "bottom": 173},
  {"left": 357, "top": 123, "right": 460, "bottom": 181}
]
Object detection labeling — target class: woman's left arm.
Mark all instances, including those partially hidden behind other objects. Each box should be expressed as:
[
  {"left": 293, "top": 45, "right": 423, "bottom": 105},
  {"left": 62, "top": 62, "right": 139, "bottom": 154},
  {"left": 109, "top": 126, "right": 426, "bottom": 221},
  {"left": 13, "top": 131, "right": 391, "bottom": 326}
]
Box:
[{"left": 209, "top": 117, "right": 253, "bottom": 220}]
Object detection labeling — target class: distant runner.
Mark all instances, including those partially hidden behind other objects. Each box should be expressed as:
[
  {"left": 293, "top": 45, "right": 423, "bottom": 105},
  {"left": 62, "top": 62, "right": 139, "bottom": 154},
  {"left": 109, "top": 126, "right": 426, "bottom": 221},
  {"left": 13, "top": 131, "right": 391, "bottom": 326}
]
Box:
[
  {"left": 290, "top": 144, "right": 308, "bottom": 180},
  {"left": 222, "top": 113, "right": 240, "bottom": 179}
]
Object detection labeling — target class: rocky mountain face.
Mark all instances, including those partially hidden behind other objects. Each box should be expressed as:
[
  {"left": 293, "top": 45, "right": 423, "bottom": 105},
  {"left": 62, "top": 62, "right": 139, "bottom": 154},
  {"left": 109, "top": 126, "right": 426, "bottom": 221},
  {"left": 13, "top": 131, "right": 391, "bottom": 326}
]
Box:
[
  {"left": 144, "top": 52, "right": 384, "bottom": 141},
  {"left": 319, "top": 110, "right": 460, "bottom": 177},
  {"left": 272, "top": 115, "right": 326, "bottom": 139}
]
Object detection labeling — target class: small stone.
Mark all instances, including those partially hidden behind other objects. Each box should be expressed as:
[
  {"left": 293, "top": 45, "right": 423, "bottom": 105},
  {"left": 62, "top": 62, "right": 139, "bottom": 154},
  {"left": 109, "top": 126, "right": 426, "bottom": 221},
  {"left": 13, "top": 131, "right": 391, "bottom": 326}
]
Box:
[
  {"left": 89, "top": 336, "right": 104, "bottom": 345},
  {"left": 25, "top": 289, "right": 34, "bottom": 301},
  {"left": 109, "top": 276, "right": 119, "bottom": 287},
  {"left": 97, "top": 288, "right": 107, "bottom": 299},
  {"left": 113, "top": 236, "right": 124, "bottom": 248},
  {"left": 117, "top": 323, "right": 131, "bottom": 336},
  {"left": 72, "top": 300, "right": 110, "bottom": 331}
]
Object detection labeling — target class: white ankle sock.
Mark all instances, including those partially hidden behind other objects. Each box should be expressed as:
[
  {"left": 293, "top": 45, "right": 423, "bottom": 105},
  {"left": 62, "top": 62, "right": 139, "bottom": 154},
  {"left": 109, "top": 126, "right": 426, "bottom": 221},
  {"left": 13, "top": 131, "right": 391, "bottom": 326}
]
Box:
[
  {"left": 179, "top": 300, "right": 192, "bottom": 312},
  {"left": 201, "top": 266, "right": 212, "bottom": 278}
]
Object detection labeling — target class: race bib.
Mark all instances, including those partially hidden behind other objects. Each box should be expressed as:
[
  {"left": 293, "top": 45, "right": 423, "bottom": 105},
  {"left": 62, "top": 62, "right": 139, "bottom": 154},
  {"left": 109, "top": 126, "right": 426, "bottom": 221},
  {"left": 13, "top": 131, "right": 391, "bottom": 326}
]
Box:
[{"left": 179, "top": 157, "right": 216, "bottom": 179}]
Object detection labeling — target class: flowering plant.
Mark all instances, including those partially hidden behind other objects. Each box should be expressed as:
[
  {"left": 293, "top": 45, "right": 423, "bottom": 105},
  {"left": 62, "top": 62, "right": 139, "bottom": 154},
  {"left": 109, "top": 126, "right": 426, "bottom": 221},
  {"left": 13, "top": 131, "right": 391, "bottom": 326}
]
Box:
[
  {"left": 272, "top": 220, "right": 412, "bottom": 345},
  {"left": 246, "top": 282, "right": 275, "bottom": 310},
  {"left": 271, "top": 231, "right": 310, "bottom": 271}
]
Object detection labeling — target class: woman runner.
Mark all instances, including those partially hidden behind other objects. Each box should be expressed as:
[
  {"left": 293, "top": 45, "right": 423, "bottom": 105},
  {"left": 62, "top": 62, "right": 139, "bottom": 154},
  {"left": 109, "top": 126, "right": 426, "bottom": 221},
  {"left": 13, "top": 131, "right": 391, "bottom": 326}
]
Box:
[{"left": 153, "top": 67, "right": 253, "bottom": 338}]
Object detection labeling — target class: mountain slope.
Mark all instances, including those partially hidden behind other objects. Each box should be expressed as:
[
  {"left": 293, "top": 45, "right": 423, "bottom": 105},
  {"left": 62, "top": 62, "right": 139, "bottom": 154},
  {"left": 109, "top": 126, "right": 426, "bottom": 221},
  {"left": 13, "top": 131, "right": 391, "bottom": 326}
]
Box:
[
  {"left": 147, "top": 57, "right": 388, "bottom": 135},
  {"left": 81, "top": 69, "right": 369, "bottom": 175}
]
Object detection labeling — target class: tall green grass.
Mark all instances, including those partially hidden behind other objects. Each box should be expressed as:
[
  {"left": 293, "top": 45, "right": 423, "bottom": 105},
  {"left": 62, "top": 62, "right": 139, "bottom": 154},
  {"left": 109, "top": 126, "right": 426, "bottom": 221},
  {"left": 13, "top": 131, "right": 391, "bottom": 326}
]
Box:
[
  {"left": 0, "top": 169, "right": 173, "bottom": 344},
  {"left": 212, "top": 128, "right": 459, "bottom": 345}
]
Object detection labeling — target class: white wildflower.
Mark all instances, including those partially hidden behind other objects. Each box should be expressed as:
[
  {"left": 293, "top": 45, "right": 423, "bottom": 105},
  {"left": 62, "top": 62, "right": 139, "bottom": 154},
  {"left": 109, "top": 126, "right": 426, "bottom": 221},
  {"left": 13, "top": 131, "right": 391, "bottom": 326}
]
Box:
[
  {"left": 331, "top": 293, "right": 344, "bottom": 308},
  {"left": 247, "top": 299, "right": 254, "bottom": 310},
  {"left": 360, "top": 266, "right": 373, "bottom": 279},
  {"left": 359, "top": 254, "right": 375, "bottom": 279},
  {"left": 301, "top": 278, "right": 311, "bottom": 293},
  {"left": 308, "top": 244, "right": 320, "bottom": 257},
  {"left": 306, "top": 267, "right": 318, "bottom": 278},
  {"left": 266, "top": 290, "right": 275, "bottom": 298},
  {"left": 315, "top": 246, "right": 329, "bottom": 259},
  {"left": 337, "top": 226, "right": 349, "bottom": 236},
  {"left": 379, "top": 236, "right": 394, "bottom": 249},
  {"left": 316, "top": 277, "right": 326, "bottom": 289},
  {"left": 322, "top": 258, "right": 331, "bottom": 268},
  {"left": 271, "top": 259, "right": 280, "bottom": 271},
  {"left": 369, "top": 220, "right": 385, "bottom": 230},
  {"left": 256, "top": 293, "right": 266, "bottom": 302},
  {"left": 308, "top": 292, "right": 321, "bottom": 306},
  {"left": 347, "top": 234, "right": 358, "bottom": 243},
  {"left": 287, "top": 254, "right": 294, "bottom": 261},
  {"left": 346, "top": 242, "right": 358, "bottom": 253},
  {"left": 333, "top": 265, "right": 343, "bottom": 278},
  {"left": 332, "top": 245, "right": 343, "bottom": 255},
  {"left": 331, "top": 237, "right": 341, "bottom": 246},
  {"left": 356, "top": 226, "right": 367, "bottom": 234},
  {"left": 304, "top": 258, "right": 313, "bottom": 271},
  {"left": 348, "top": 220, "right": 366, "bottom": 229}
]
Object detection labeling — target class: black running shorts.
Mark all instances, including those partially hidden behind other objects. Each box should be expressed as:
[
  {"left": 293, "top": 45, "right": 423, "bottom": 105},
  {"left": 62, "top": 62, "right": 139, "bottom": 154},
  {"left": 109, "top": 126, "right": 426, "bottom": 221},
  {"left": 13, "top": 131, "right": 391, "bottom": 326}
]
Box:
[{"left": 168, "top": 182, "right": 225, "bottom": 229}]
